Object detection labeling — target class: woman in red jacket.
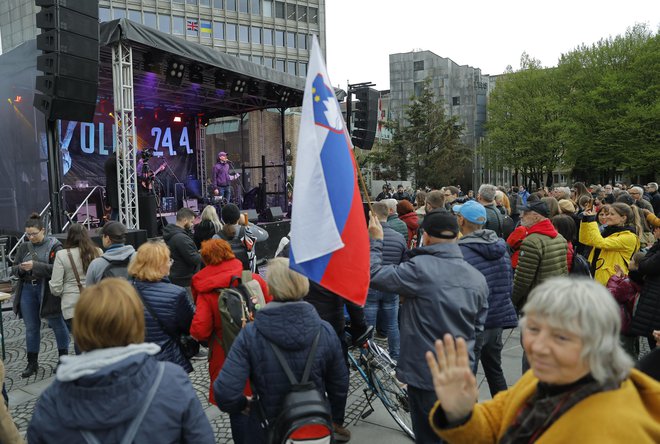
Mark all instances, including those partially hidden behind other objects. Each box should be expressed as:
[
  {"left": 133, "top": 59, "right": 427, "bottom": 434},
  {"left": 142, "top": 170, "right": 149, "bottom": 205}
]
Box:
[
  {"left": 397, "top": 199, "right": 419, "bottom": 248},
  {"left": 190, "top": 238, "right": 270, "bottom": 443}
]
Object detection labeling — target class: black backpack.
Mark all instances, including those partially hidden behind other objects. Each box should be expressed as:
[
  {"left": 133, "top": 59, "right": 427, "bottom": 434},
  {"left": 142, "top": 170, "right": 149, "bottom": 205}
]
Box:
[
  {"left": 217, "top": 226, "right": 253, "bottom": 271},
  {"left": 100, "top": 256, "right": 131, "bottom": 280},
  {"left": 570, "top": 253, "right": 592, "bottom": 277},
  {"left": 263, "top": 330, "right": 333, "bottom": 444}
]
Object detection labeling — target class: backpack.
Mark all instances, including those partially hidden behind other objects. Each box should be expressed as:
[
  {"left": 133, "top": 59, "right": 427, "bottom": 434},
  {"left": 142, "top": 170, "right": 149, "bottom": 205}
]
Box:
[
  {"left": 100, "top": 256, "right": 131, "bottom": 280},
  {"left": 218, "top": 226, "right": 256, "bottom": 272},
  {"left": 264, "top": 330, "right": 333, "bottom": 444},
  {"left": 570, "top": 253, "right": 592, "bottom": 277},
  {"left": 485, "top": 205, "right": 515, "bottom": 239},
  {"left": 217, "top": 272, "right": 265, "bottom": 354}
]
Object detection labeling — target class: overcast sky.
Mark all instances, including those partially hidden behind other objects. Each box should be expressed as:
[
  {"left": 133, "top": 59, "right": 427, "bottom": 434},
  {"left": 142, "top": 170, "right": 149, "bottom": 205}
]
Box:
[{"left": 324, "top": 0, "right": 660, "bottom": 91}]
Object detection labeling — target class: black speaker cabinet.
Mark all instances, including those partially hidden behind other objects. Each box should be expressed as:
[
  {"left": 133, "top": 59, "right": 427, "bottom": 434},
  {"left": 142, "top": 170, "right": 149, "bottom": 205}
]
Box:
[
  {"left": 54, "top": 228, "right": 148, "bottom": 251},
  {"left": 245, "top": 209, "right": 259, "bottom": 223},
  {"left": 138, "top": 195, "right": 158, "bottom": 238},
  {"left": 257, "top": 220, "right": 291, "bottom": 259},
  {"left": 261, "top": 206, "right": 284, "bottom": 222}
]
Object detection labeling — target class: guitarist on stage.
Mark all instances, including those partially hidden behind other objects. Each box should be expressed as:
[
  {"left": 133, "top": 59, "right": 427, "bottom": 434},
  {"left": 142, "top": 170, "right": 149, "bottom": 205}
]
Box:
[{"left": 212, "top": 151, "right": 240, "bottom": 204}]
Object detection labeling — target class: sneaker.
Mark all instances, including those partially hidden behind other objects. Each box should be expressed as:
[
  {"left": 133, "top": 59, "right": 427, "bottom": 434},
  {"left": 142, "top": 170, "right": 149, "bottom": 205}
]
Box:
[
  {"left": 333, "top": 424, "right": 351, "bottom": 443},
  {"left": 191, "top": 347, "right": 208, "bottom": 360}
]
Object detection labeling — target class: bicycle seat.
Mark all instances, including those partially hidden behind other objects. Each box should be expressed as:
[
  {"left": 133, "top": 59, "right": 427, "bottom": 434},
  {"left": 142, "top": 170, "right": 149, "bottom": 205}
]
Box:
[{"left": 351, "top": 325, "right": 374, "bottom": 347}]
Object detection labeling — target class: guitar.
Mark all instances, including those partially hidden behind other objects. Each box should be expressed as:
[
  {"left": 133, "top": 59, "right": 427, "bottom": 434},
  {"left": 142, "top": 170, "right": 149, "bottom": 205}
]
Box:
[{"left": 139, "top": 161, "right": 167, "bottom": 190}]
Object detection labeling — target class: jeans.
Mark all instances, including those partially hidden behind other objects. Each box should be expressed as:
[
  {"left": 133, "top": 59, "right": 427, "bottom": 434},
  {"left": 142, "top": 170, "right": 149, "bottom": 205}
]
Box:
[
  {"left": 64, "top": 318, "right": 81, "bottom": 355},
  {"left": 218, "top": 185, "right": 233, "bottom": 204},
  {"left": 408, "top": 386, "right": 444, "bottom": 444},
  {"left": 363, "top": 290, "right": 400, "bottom": 361},
  {"left": 472, "top": 328, "right": 508, "bottom": 397},
  {"left": 21, "top": 283, "right": 70, "bottom": 353},
  {"left": 229, "top": 412, "right": 248, "bottom": 444}
]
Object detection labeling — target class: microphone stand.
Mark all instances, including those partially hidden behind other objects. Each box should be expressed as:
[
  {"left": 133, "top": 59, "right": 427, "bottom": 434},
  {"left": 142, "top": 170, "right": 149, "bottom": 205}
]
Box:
[{"left": 164, "top": 162, "right": 187, "bottom": 207}]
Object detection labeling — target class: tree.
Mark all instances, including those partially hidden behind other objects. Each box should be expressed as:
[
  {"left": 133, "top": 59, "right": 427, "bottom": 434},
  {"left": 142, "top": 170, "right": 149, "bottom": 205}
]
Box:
[{"left": 366, "top": 78, "right": 471, "bottom": 188}]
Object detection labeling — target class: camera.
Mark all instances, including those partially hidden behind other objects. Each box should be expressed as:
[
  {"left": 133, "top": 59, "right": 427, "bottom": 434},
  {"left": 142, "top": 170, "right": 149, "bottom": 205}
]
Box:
[{"left": 139, "top": 148, "right": 154, "bottom": 161}]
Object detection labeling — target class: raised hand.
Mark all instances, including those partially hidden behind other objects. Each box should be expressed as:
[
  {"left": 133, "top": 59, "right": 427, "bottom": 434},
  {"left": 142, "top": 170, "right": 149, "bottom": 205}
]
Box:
[{"left": 425, "top": 334, "right": 478, "bottom": 423}]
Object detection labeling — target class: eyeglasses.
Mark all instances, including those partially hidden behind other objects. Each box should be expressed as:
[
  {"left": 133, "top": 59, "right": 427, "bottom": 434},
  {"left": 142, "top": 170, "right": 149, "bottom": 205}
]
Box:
[{"left": 25, "top": 231, "right": 41, "bottom": 238}]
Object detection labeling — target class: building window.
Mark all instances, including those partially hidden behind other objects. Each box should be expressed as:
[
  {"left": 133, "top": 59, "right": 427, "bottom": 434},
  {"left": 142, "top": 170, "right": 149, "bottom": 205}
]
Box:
[
  {"left": 286, "top": 3, "right": 296, "bottom": 20},
  {"left": 99, "top": 7, "right": 111, "bottom": 22},
  {"left": 239, "top": 24, "right": 249, "bottom": 42},
  {"left": 452, "top": 96, "right": 460, "bottom": 106},
  {"left": 226, "top": 23, "right": 237, "bottom": 40},
  {"left": 144, "top": 12, "right": 157, "bottom": 28},
  {"left": 297, "top": 33, "right": 307, "bottom": 50},
  {"left": 275, "top": 59, "right": 285, "bottom": 72},
  {"left": 299, "top": 62, "right": 307, "bottom": 77},
  {"left": 159, "top": 15, "right": 171, "bottom": 32},
  {"left": 213, "top": 21, "right": 224, "bottom": 39},
  {"left": 200, "top": 0, "right": 211, "bottom": 6},
  {"left": 413, "top": 60, "right": 424, "bottom": 71},
  {"left": 213, "top": 0, "right": 223, "bottom": 8},
  {"left": 113, "top": 9, "right": 126, "bottom": 19},
  {"left": 239, "top": 0, "right": 248, "bottom": 13},
  {"left": 297, "top": 5, "right": 307, "bottom": 21},
  {"left": 275, "top": 1, "right": 285, "bottom": 19},
  {"left": 263, "top": 57, "right": 273, "bottom": 68},
  {"left": 251, "top": 26, "right": 261, "bottom": 44},
  {"left": 128, "top": 10, "right": 141, "bottom": 23},
  {"left": 186, "top": 0, "right": 198, "bottom": 4},
  {"left": 286, "top": 31, "right": 295, "bottom": 48},
  {"left": 263, "top": 27, "right": 273, "bottom": 45},
  {"left": 173, "top": 0, "right": 184, "bottom": 3},
  {"left": 309, "top": 7, "right": 318, "bottom": 23},
  {"left": 173, "top": 16, "right": 185, "bottom": 34},
  {"left": 239, "top": 54, "right": 250, "bottom": 61},
  {"left": 251, "top": 0, "right": 260, "bottom": 15},
  {"left": 287, "top": 60, "right": 296, "bottom": 75},
  {"left": 414, "top": 82, "right": 424, "bottom": 97},
  {"left": 275, "top": 30, "right": 284, "bottom": 46},
  {"left": 187, "top": 20, "right": 200, "bottom": 37},
  {"left": 252, "top": 55, "right": 262, "bottom": 65},
  {"left": 226, "top": 0, "right": 237, "bottom": 11},
  {"left": 263, "top": 0, "right": 273, "bottom": 17},
  {"left": 200, "top": 20, "right": 212, "bottom": 38}
]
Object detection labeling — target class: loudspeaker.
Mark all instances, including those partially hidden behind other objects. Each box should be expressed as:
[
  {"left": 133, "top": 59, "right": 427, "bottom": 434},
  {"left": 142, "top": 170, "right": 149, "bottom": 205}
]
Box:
[
  {"left": 54, "top": 228, "right": 148, "bottom": 250},
  {"left": 34, "top": 0, "right": 99, "bottom": 122},
  {"left": 257, "top": 220, "right": 291, "bottom": 259},
  {"left": 161, "top": 215, "right": 177, "bottom": 226},
  {"left": 138, "top": 195, "right": 158, "bottom": 238},
  {"left": 245, "top": 209, "right": 259, "bottom": 223},
  {"left": 261, "top": 207, "right": 284, "bottom": 222}
]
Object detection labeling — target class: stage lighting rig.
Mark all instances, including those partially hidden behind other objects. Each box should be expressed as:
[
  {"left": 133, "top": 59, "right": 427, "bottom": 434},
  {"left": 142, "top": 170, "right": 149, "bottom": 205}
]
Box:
[
  {"left": 230, "top": 78, "right": 247, "bottom": 97},
  {"left": 165, "top": 60, "right": 186, "bottom": 86},
  {"left": 188, "top": 64, "right": 203, "bottom": 84}
]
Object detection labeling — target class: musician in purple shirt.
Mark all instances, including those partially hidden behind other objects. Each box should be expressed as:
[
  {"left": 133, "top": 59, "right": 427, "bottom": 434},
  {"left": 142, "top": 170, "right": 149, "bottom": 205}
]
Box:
[{"left": 212, "top": 152, "right": 239, "bottom": 203}]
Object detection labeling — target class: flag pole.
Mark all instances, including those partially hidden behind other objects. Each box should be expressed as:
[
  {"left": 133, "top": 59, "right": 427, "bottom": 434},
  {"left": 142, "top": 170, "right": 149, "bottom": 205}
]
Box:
[{"left": 351, "top": 147, "right": 374, "bottom": 214}]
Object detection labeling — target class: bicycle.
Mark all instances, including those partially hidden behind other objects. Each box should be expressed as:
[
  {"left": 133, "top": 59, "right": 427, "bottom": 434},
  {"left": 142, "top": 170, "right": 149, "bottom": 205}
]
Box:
[{"left": 347, "top": 338, "right": 415, "bottom": 441}]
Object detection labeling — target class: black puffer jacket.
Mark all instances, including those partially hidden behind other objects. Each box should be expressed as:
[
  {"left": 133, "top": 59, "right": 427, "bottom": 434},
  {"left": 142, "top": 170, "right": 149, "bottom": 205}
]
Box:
[
  {"left": 214, "top": 301, "right": 348, "bottom": 443},
  {"left": 630, "top": 240, "right": 660, "bottom": 337},
  {"left": 163, "top": 224, "right": 202, "bottom": 287},
  {"left": 132, "top": 279, "right": 195, "bottom": 372},
  {"left": 193, "top": 220, "right": 218, "bottom": 250}
]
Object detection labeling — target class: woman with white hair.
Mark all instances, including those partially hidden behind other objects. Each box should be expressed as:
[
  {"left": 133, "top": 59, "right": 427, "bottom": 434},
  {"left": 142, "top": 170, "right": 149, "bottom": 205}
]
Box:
[
  {"left": 193, "top": 204, "right": 222, "bottom": 249},
  {"left": 425, "top": 277, "right": 660, "bottom": 443}
]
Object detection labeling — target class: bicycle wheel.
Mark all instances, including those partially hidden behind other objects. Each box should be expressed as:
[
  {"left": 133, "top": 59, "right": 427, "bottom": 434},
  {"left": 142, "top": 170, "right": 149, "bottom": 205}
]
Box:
[{"left": 368, "top": 345, "right": 415, "bottom": 440}]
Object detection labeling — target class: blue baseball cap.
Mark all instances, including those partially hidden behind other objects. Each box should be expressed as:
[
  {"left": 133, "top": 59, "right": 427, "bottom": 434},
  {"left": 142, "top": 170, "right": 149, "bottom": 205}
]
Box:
[{"left": 452, "top": 201, "right": 487, "bottom": 225}]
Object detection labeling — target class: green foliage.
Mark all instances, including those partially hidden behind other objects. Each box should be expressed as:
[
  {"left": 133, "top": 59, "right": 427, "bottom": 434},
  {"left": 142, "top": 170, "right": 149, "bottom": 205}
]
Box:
[
  {"left": 366, "top": 79, "right": 471, "bottom": 187},
  {"left": 485, "top": 24, "right": 659, "bottom": 185}
]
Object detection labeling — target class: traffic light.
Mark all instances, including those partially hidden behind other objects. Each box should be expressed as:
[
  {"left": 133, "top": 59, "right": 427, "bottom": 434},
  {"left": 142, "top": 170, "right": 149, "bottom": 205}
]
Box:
[
  {"left": 351, "top": 87, "right": 379, "bottom": 150},
  {"left": 34, "top": 0, "right": 100, "bottom": 122}
]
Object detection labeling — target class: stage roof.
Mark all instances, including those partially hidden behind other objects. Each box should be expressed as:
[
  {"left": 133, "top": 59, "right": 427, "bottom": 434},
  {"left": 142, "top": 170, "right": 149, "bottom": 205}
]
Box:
[{"left": 99, "top": 19, "right": 305, "bottom": 119}]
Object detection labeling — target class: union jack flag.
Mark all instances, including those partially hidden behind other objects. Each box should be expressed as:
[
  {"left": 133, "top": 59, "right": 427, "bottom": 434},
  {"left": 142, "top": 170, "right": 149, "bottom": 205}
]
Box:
[{"left": 186, "top": 20, "right": 199, "bottom": 32}]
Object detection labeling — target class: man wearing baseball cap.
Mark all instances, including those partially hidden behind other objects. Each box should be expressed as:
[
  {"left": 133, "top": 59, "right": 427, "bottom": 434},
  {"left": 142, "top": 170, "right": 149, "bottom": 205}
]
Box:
[
  {"left": 454, "top": 200, "right": 517, "bottom": 397},
  {"left": 368, "top": 210, "right": 488, "bottom": 443},
  {"left": 512, "top": 199, "right": 568, "bottom": 371},
  {"left": 212, "top": 151, "right": 239, "bottom": 203}
]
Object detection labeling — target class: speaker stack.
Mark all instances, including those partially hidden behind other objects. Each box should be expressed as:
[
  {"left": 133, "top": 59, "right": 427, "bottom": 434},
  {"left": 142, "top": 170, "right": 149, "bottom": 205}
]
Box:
[{"left": 34, "top": 0, "right": 100, "bottom": 122}]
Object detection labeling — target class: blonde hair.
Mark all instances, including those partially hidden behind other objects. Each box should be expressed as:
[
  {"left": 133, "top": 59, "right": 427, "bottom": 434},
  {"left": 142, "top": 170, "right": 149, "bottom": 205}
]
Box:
[
  {"left": 73, "top": 278, "right": 145, "bottom": 352},
  {"left": 266, "top": 257, "right": 309, "bottom": 302},
  {"left": 201, "top": 205, "right": 222, "bottom": 233},
  {"left": 128, "top": 240, "right": 170, "bottom": 282}
]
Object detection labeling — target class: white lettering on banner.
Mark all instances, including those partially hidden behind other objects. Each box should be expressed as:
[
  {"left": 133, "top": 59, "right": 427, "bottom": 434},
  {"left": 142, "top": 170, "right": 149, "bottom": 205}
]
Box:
[
  {"left": 151, "top": 127, "right": 164, "bottom": 157},
  {"left": 98, "top": 123, "right": 109, "bottom": 155},
  {"left": 162, "top": 127, "right": 174, "bottom": 156},
  {"left": 80, "top": 123, "right": 95, "bottom": 154},
  {"left": 180, "top": 127, "right": 192, "bottom": 154}
]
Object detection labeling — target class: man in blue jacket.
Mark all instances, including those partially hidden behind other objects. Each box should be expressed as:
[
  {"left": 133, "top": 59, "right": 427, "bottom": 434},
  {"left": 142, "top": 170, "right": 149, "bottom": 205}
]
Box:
[
  {"left": 454, "top": 200, "right": 518, "bottom": 396},
  {"left": 369, "top": 210, "right": 488, "bottom": 444}
]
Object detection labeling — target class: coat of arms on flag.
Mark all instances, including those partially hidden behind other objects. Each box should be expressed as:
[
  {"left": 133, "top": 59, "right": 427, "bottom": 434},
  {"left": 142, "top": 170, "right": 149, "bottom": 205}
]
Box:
[{"left": 186, "top": 20, "right": 199, "bottom": 32}]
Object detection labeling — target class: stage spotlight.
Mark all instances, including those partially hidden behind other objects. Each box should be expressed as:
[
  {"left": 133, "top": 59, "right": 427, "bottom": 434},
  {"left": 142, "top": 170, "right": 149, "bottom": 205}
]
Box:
[
  {"left": 214, "top": 70, "right": 228, "bottom": 89},
  {"left": 173, "top": 116, "right": 182, "bottom": 123},
  {"left": 165, "top": 60, "right": 186, "bottom": 86},
  {"left": 230, "top": 78, "right": 247, "bottom": 97},
  {"left": 143, "top": 52, "right": 163, "bottom": 74},
  {"left": 189, "top": 64, "right": 203, "bottom": 84}
]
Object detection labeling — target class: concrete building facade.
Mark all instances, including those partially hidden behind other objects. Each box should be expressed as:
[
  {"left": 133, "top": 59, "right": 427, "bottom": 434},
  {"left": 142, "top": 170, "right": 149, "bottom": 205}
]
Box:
[{"left": 389, "top": 50, "right": 494, "bottom": 189}]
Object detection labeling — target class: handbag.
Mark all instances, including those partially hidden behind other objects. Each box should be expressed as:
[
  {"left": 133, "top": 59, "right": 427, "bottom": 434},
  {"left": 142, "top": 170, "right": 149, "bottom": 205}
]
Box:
[
  {"left": 66, "top": 249, "right": 84, "bottom": 293},
  {"left": 133, "top": 283, "right": 199, "bottom": 359}
]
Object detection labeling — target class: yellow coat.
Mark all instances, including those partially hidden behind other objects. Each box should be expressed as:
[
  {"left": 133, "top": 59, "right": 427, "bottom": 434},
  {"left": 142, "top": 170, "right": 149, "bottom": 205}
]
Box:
[
  {"left": 430, "top": 369, "right": 660, "bottom": 444},
  {"left": 646, "top": 212, "right": 660, "bottom": 228},
  {"left": 579, "top": 221, "right": 639, "bottom": 285}
]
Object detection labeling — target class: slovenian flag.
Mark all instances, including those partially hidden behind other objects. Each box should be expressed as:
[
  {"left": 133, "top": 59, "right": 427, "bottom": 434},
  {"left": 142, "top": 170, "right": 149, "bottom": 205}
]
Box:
[{"left": 289, "top": 36, "right": 370, "bottom": 306}]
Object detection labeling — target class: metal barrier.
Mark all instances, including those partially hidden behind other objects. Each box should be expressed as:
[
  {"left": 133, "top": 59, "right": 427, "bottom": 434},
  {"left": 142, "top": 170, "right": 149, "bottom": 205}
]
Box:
[{"left": 62, "top": 186, "right": 106, "bottom": 231}]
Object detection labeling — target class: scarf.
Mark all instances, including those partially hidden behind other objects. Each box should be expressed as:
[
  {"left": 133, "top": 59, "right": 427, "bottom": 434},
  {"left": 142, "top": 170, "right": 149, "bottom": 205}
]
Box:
[{"left": 499, "top": 375, "right": 618, "bottom": 444}]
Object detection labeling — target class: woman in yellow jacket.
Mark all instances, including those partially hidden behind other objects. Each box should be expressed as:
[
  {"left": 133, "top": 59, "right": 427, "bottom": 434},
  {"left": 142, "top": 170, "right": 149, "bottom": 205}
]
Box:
[
  {"left": 579, "top": 202, "right": 640, "bottom": 285},
  {"left": 643, "top": 208, "right": 660, "bottom": 228}
]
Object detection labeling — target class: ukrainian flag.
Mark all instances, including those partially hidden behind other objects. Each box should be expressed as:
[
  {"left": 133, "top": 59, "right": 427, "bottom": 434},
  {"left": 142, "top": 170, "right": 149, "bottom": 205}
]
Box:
[{"left": 200, "top": 22, "right": 212, "bottom": 33}]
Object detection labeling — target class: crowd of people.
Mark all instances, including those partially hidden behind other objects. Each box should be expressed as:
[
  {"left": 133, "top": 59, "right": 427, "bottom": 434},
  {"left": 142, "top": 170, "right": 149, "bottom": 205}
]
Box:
[{"left": 2, "top": 180, "right": 660, "bottom": 443}]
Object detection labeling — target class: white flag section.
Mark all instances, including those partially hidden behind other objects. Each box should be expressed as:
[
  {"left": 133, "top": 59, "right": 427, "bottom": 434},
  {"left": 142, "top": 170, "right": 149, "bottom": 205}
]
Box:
[{"left": 290, "top": 36, "right": 345, "bottom": 263}]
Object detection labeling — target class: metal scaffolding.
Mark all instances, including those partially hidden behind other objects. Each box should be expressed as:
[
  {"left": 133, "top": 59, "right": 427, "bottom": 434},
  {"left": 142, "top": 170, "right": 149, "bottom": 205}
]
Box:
[
  {"left": 196, "top": 118, "right": 207, "bottom": 193},
  {"left": 112, "top": 41, "right": 139, "bottom": 229}
]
